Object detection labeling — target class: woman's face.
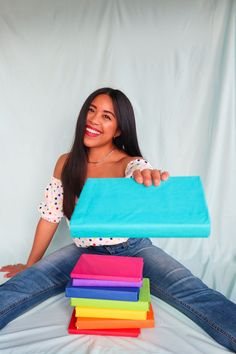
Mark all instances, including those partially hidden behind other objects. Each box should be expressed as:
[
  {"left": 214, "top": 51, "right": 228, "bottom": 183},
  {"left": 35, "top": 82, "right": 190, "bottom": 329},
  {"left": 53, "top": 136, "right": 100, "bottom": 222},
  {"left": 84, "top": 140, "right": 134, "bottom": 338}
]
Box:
[{"left": 83, "top": 94, "right": 120, "bottom": 148}]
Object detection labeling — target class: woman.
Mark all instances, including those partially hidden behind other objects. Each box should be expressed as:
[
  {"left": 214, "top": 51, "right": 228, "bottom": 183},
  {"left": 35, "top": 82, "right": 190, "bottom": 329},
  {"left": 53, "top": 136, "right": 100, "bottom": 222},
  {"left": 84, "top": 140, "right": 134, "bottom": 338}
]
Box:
[{"left": 0, "top": 87, "right": 236, "bottom": 352}]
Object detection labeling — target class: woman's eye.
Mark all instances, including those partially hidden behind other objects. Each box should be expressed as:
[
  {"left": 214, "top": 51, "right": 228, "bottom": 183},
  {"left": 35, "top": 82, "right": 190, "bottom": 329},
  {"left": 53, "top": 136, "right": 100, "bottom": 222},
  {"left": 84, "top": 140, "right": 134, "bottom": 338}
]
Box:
[
  {"left": 104, "top": 115, "right": 111, "bottom": 120},
  {"left": 88, "top": 107, "right": 94, "bottom": 112}
]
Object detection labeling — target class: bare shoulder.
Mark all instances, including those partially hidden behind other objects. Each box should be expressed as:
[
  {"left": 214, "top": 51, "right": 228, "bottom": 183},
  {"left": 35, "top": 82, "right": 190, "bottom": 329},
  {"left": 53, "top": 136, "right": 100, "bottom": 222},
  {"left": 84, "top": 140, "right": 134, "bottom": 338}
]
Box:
[{"left": 53, "top": 153, "right": 70, "bottom": 179}]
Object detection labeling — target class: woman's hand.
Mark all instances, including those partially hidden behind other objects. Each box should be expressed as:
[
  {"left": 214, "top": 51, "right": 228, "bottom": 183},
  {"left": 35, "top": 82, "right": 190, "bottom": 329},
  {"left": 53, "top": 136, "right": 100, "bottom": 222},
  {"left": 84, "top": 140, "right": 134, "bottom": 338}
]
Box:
[
  {"left": 0, "top": 263, "right": 27, "bottom": 278},
  {"left": 133, "top": 169, "right": 169, "bottom": 187}
]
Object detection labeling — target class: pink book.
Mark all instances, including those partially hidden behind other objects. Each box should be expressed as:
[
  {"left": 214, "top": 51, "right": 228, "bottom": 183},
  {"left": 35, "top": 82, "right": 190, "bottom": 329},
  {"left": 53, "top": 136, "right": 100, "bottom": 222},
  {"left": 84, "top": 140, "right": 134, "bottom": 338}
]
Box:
[{"left": 70, "top": 254, "right": 143, "bottom": 282}]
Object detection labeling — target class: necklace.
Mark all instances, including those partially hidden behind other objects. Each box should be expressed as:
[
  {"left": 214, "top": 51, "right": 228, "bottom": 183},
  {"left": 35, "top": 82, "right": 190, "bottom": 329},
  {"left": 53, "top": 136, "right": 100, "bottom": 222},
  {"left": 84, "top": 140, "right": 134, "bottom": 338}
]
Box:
[{"left": 88, "top": 148, "right": 116, "bottom": 164}]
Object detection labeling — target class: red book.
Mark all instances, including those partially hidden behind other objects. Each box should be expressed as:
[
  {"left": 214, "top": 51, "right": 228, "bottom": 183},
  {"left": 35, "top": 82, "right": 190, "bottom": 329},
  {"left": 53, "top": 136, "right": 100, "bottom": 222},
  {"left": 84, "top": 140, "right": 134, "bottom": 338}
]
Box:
[
  {"left": 68, "top": 309, "right": 140, "bottom": 337},
  {"left": 70, "top": 254, "right": 143, "bottom": 282}
]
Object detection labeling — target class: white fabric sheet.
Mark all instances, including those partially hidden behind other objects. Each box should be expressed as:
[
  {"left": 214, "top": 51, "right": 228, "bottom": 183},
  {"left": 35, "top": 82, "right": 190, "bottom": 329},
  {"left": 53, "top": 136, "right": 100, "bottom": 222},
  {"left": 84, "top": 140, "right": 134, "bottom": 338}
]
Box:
[
  {"left": 0, "top": 294, "right": 232, "bottom": 354},
  {"left": 0, "top": 0, "right": 235, "bottom": 353}
]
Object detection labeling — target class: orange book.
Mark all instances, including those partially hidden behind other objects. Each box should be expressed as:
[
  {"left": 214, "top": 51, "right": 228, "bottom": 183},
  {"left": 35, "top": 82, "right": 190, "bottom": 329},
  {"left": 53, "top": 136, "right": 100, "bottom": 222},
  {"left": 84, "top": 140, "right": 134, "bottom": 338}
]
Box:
[
  {"left": 75, "top": 304, "right": 155, "bottom": 329},
  {"left": 68, "top": 309, "right": 140, "bottom": 337}
]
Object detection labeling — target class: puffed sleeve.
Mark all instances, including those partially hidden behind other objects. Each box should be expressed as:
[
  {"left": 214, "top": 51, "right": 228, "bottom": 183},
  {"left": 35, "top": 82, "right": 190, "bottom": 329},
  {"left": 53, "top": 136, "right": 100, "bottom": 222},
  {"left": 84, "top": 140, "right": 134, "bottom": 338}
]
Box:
[
  {"left": 38, "top": 176, "right": 64, "bottom": 223},
  {"left": 125, "top": 158, "right": 154, "bottom": 178}
]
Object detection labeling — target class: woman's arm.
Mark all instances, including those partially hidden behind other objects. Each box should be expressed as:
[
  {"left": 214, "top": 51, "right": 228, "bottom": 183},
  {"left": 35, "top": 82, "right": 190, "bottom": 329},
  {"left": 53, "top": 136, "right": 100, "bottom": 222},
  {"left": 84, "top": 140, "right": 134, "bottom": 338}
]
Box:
[
  {"left": 26, "top": 218, "right": 59, "bottom": 267},
  {"left": 0, "top": 154, "right": 69, "bottom": 278}
]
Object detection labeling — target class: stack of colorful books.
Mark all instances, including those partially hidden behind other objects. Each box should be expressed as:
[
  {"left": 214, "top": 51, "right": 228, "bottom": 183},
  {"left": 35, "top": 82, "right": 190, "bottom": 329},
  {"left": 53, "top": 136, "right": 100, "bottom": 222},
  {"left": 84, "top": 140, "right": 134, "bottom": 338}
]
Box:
[{"left": 66, "top": 253, "right": 155, "bottom": 337}]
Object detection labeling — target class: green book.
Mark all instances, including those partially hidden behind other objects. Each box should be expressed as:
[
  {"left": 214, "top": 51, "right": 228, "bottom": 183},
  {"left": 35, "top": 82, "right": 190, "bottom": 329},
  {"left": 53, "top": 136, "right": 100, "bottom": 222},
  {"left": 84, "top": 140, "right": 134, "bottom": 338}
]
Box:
[{"left": 70, "top": 278, "right": 150, "bottom": 311}]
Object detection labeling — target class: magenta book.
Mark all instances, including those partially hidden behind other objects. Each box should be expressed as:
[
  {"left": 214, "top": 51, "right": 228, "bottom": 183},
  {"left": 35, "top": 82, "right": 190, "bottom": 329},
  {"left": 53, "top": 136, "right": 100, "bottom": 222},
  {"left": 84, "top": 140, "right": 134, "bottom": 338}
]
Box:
[{"left": 70, "top": 254, "right": 144, "bottom": 282}]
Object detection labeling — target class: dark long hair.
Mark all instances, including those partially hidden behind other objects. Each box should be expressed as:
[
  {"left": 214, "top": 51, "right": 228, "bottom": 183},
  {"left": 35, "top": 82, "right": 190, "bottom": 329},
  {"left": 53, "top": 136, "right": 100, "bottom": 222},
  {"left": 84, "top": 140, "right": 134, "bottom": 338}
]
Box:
[{"left": 61, "top": 87, "right": 143, "bottom": 220}]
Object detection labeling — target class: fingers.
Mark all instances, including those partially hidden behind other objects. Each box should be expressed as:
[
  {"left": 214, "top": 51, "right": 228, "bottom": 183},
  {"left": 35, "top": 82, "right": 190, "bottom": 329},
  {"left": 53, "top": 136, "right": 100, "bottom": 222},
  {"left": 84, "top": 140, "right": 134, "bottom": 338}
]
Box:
[
  {"left": 3, "top": 271, "right": 21, "bottom": 278},
  {"left": 133, "top": 169, "right": 170, "bottom": 187},
  {"left": 0, "top": 265, "right": 15, "bottom": 272},
  {"left": 0, "top": 264, "right": 25, "bottom": 278},
  {"left": 0, "top": 264, "right": 21, "bottom": 272},
  {"left": 0, "top": 266, "right": 15, "bottom": 278},
  {"left": 132, "top": 169, "right": 144, "bottom": 184},
  {"left": 3, "top": 272, "right": 15, "bottom": 278},
  {"left": 133, "top": 169, "right": 159, "bottom": 187},
  {"left": 151, "top": 169, "right": 161, "bottom": 186},
  {"left": 160, "top": 171, "right": 169, "bottom": 181}
]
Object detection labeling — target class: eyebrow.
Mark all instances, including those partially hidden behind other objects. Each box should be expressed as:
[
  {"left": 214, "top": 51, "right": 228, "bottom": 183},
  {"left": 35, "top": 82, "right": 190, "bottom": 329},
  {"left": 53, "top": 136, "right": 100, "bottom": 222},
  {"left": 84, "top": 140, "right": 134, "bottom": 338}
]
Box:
[{"left": 90, "top": 104, "right": 115, "bottom": 118}]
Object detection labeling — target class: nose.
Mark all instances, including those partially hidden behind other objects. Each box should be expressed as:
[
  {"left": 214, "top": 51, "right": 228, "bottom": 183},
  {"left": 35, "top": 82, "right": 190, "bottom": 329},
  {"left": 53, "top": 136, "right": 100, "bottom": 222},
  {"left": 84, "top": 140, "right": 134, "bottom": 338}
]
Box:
[{"left": 87, "top": 112, "right": 100, "bottom": 125}]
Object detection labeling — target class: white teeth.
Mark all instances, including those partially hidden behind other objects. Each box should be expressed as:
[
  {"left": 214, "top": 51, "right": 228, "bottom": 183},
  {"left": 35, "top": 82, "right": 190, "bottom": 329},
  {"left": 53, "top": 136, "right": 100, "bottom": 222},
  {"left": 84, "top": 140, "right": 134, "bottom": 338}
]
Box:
[{"left": 86, "top": 127, "right": 101, "bottom": 135}]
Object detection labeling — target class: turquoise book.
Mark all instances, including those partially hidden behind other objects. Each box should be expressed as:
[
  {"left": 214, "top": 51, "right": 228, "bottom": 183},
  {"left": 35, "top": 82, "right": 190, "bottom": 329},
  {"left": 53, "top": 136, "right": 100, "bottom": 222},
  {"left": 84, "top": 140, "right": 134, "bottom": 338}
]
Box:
[{"left": 70, "top": 176, "right": 210, "bottom": 238}]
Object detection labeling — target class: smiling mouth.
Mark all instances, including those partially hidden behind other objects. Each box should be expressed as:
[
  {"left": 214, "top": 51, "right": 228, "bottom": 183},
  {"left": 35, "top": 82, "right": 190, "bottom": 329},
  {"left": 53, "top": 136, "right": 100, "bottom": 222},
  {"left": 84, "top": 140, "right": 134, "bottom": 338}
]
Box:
[{"left": 85, "top": 126, "right": 102, "bottom": 137}]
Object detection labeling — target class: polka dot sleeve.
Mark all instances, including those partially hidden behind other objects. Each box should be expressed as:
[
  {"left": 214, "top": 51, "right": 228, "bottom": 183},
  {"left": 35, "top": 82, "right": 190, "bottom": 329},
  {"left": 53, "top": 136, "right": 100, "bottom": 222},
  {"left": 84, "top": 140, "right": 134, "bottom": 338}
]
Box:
[
  {"left": 38, "top": 176, "right": 64, "bottom": 223},
  {"left": 125, "top": 158, "right": 154, "bottom": 178}
]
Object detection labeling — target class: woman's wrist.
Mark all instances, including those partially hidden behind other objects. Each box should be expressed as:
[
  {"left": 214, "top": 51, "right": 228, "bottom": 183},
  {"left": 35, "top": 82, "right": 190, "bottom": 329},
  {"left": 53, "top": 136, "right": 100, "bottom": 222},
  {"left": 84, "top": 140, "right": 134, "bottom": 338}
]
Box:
[{"left": 26, "top": 259, "right": 37, "bottom": 267}]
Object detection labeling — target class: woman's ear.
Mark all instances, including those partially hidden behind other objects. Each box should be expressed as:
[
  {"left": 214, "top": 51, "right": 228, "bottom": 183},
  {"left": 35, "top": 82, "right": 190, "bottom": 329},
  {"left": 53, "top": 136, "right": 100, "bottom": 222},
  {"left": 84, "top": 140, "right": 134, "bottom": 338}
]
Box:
[{"left": 114, "top": 129, "right": 121, "bottom": 138}]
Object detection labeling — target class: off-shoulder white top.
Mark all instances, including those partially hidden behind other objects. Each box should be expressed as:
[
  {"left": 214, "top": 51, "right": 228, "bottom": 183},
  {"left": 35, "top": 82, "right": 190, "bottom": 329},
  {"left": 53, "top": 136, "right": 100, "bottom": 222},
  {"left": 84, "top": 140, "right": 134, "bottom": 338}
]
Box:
[{"left": 38, "top": 158, "right": 153, "bottom": 247}]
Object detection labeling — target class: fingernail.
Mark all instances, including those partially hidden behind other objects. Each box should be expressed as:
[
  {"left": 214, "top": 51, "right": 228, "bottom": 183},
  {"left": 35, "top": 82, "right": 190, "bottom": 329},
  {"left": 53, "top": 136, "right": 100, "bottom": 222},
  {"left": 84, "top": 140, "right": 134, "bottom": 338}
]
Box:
[{"left": 136, "top": 179, "right": 143, "bottom": 184}]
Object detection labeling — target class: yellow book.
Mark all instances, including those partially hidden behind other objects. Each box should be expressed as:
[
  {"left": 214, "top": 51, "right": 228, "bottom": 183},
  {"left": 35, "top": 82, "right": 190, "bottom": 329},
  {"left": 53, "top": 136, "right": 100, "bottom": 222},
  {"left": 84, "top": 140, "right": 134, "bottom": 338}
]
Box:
[{"left": 75, "top": 306, "right": 147, "bottom": 320}]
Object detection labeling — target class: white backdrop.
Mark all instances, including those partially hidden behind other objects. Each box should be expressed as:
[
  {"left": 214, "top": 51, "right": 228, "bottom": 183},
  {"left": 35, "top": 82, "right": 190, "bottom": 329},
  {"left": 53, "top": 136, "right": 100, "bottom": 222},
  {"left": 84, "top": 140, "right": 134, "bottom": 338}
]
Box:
[{"left": 0, "top": 0, "right": 235, "bottom": 302}]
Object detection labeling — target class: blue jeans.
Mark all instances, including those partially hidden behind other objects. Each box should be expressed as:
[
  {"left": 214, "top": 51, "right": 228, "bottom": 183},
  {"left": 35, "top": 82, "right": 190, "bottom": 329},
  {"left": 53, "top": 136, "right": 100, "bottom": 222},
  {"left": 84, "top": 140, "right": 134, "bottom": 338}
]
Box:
[{"left": 0, "top": 238, "right": 235, "bottom": 352}]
